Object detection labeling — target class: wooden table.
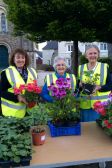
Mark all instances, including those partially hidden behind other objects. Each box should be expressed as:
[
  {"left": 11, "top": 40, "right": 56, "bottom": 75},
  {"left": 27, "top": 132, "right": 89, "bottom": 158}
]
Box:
[{"left": 29, "top": 122, "right": 112, "bottom": 168}]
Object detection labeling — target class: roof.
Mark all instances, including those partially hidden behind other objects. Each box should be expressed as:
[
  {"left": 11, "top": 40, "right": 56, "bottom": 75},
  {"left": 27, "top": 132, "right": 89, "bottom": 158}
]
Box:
[
  {"left": 36, "top": 51, "right": 42, "bottom": 58},
  {"left": 35, "top": 51, "right": 42, "bottom": 59},
  {"left": 43, "top": 41, "right": 58, "bottom": 50}
]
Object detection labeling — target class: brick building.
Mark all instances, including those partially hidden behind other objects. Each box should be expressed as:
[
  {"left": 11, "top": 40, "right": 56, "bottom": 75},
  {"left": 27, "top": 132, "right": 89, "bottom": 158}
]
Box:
[{"left": 0, "top": 0, "right": 35, "bottom": 70}]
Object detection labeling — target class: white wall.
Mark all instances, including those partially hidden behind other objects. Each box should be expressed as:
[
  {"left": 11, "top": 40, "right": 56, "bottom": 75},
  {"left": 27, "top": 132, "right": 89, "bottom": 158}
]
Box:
[
  {"left": 43, "top": 49, "right": 54, "bottom": 64},
  {"left": 58, "top": 41, "right": 73, "bottom": 58}
]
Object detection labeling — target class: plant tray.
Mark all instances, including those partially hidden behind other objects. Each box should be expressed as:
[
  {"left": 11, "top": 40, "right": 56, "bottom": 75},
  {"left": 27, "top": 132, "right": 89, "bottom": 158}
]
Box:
[{"left": 48, "top": 121, "right": 81, "bottom": 137}]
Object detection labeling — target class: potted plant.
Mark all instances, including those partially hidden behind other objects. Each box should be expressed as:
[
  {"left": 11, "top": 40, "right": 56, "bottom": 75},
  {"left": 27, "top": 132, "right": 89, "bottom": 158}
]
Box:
[
  {"left": 93, "top": 95, "right": 112, "bottom": 136},
  {"left": 14, "top": 80, "right": 42, "bottom": 108},
  {"left": 46, "top": 78, "right": 81, "bottom": 137},
  {"left": 27, "top": 103, "right": 49, "bottom": 146},
  {"left": 81, "top": 70, "right": 100, "bottom": 95},
  {"left": 0, "top": 116, "right": 32, "bottom": 167}
]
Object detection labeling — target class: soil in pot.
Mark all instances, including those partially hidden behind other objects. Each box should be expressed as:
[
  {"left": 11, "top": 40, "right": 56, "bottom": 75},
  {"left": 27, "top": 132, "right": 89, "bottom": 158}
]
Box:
[{"left": 82, "top": 83, "right": 95, "bottom": 95}]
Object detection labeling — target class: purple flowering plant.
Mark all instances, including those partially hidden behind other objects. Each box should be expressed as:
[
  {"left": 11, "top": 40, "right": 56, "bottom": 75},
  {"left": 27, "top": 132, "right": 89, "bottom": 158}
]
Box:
[{"left": 47, "top": 78, "right": 80, "bottom": 126}]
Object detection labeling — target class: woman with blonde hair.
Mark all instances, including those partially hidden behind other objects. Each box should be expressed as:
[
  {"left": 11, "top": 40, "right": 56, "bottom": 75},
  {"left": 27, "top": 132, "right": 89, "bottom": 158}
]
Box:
[{"left": 78, "top": 44, "right": 111, "bottom": 122}]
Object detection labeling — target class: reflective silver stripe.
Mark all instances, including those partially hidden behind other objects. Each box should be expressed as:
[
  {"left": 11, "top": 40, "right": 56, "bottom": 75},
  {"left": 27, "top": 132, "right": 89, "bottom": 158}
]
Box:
[
  {"left": 28, "top": 68, "right": 37, "bottom": 80},
  {"left": 49, "top": 74, "right": 53, "bottom": 84},
  {"left": 2, "top": 101, "right": 26, "bottom": 109},
  {"left": 100, "top": 63, "right": 104, "bottom": 85},
  {"left": 80, "top": 64, "right": 84, "bottom": 81},
  {"left": 69, "top": 74, "right": 74, "bottom": 91},
  {"left": 81, "top": 95, "right": 108, "bottom": 100},
  {"left": 8, "top": 68, "right": 16, "bottom": 87}
]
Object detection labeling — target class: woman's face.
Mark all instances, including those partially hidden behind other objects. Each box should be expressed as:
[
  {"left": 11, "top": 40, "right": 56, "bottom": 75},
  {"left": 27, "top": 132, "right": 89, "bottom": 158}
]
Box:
[
  {"left": 86, "top": 47, "right": 99, "bottom": 64},
  {"left": 14, "top": 53, "right": 26, "bottom": 68},
  {"left": 56, "top": 59, "right": 66, "bottom": 75}
]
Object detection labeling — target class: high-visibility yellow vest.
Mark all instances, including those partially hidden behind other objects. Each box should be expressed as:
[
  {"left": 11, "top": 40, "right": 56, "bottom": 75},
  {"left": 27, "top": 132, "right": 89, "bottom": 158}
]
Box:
[
  {"left": 1, "top": 66, "right": 37, "bottom": 118},
  {"left": 78, "top": 62, "right": 111, "bottom": 109},
  {"left": 46, "top": 72, "right": 76, "bottom": 92}
]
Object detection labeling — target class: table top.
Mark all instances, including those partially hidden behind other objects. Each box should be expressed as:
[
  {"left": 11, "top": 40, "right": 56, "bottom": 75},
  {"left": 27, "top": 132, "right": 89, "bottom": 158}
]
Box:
[{"left": 30, "top": 122, "right": 112, "bottom": 168}]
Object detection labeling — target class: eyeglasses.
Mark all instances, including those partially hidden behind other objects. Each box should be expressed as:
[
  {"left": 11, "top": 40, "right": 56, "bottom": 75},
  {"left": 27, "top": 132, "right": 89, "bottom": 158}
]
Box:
[{"left": 57, "top": 64, "right": 65, "bottom": 67}]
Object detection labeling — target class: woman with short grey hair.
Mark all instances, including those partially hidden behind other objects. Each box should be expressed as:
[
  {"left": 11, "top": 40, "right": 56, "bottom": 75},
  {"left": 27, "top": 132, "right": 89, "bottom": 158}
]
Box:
[
  {"left": 41, "top": 56, "right": 76, "bottom": 102},
  {"left": 53, "top": 56, "right": 68, "bottom": 70},
  {"left": 78, "top": 44, "right": 111, "bottom": 122}
]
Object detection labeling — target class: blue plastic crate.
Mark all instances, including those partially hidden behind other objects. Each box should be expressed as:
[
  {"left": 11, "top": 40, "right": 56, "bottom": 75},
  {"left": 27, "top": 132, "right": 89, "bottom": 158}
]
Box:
[{"left": 48, "top": 121, "right": 81, "bottom": 137}]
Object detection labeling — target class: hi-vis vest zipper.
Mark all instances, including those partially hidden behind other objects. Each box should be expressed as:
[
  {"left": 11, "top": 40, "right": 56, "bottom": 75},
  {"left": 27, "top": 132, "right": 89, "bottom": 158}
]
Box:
[
  {"left": 1, "top": 66, "right": 37, "bottom": 118},
  {"left": 78, "top": 62, "right": 111, "bottom": 109},
  {"left": 46, "top": 72, "right": 76, "bottom": 92}
]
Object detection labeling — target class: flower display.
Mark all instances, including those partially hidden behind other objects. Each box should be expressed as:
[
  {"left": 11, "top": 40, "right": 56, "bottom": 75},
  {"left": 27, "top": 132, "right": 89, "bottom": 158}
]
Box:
[
  {"left": 47, "top": 78, "right": 80, "bottom": 126},
  {"left": 93, "top": 94, "right": 112, "bottom": 136},
  {"left": 14, "top": 80, "right": 42, "bottom": 108}
]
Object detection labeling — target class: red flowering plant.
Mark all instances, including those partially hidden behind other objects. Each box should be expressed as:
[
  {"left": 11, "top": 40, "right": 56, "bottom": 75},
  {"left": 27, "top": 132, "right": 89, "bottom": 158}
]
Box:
[
  {"left": 46, "top": 78, "right": 80, "bottom": 127},
  {"left": 14, "top": 80, "right": 42, "bottom": 108},
  {"left": 93, "top": 94, "right": 112, "bottom": 136}
]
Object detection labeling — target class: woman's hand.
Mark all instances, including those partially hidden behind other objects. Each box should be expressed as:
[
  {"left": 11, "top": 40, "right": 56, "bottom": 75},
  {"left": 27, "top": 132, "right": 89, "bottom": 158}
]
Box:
[
  {"left": 17, "top": 95, "right": 28, "bottom": 105},
  {"left": 93, "top": 85, "right": 101, "bottom": 93},
  {"left": 79, "top": 81, "right": 83, "bottom": 87}
]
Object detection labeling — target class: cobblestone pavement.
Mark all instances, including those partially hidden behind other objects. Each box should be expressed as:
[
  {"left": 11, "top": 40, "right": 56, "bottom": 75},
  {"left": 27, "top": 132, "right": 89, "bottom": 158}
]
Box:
[{"left": 37, "top": 70, "right": 53, "bottom": 86}]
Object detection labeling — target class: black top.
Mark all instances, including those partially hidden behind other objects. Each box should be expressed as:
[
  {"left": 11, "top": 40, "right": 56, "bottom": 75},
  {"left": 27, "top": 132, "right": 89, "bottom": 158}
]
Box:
[{"left": 0, "top": 69, "right": 28, "bottom": 103}]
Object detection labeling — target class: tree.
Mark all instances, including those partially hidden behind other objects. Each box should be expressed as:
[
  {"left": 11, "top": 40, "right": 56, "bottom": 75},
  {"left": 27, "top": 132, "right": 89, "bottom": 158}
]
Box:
[{"left": 4, "top": 0, "right": 112, "bottom": 75}]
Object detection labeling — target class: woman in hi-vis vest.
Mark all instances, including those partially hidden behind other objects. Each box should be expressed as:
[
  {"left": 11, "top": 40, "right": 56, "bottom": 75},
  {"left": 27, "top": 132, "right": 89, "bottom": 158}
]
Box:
[
  {"left": 41, "top": 56, "right": 76, "bottom": 102},
  {"left": 78, "top": 45, "right": 111, "bottom": 122},
  {"left": 0, "top": 48, "right": 37, "bottom": 118}
]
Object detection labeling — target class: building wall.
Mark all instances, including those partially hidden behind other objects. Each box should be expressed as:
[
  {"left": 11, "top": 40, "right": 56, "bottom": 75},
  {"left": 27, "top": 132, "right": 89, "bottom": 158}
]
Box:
[
  {"left": 43, "top": 50, "right": 54, "bottom": 65},
  {"left": 0, "top": 0, "right": 35, "bottom": 68}
]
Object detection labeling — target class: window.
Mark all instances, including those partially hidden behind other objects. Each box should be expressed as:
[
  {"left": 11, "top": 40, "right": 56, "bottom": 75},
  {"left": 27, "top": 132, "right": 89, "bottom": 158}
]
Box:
[
  {"left": 66, "top": 58, "right": 71, "bottom": 66},
  {"left": 100, "top": 43, "right": 107, "bottom": 50},
  {"left": 67, "top": 45, "right": 73, "bottom": 52},
  {"left": 1, "top": 13, "right": 7, "bottom": 32},
  {"left": 48, "top": 60, "right": 50, "bottom": 65}
]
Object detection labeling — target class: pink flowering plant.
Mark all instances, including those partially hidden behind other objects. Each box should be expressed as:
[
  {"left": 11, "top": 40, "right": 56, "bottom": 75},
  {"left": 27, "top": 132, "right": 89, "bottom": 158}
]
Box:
[
  {"left": 14, "top": 80, "right": 42, "bottom": 108},
  {"left": 93, "top": 94, "right": 112, "bottom": 136},
  {"left": 47, "top": 78, "right": 80, "bottom": 126}
]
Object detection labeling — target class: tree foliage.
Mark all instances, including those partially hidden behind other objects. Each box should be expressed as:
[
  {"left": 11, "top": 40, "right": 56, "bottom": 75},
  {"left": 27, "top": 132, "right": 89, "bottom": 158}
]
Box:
[{"left": 4, "top": 0, "right": 112, "bottom": 42}]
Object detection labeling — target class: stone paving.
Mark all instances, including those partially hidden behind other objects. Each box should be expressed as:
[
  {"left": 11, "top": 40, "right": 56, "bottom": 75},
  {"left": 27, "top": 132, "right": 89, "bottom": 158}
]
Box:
[{"left": 37, "top": 70, "right": 53, "bottom": 86}]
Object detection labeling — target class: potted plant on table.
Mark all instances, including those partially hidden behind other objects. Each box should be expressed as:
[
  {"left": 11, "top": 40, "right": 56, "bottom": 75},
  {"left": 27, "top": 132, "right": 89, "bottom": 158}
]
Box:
[
  {"left": 14, "top": 80, "right": 42, "bottom": 108},
  {"left": 27, "top": 103, "right": 49, "bottom": 146},
  {"left": 0, "top": 116, "right": 32, "bottom": 167},
  {"left": 93, "top": 94, "right": 112, "bottom": 136},
  {"left": 46, "top": 78, "right": 81, "bottom": 137},
  {"left": 81, "top": 70, "right": 100, "bottom": 95}
]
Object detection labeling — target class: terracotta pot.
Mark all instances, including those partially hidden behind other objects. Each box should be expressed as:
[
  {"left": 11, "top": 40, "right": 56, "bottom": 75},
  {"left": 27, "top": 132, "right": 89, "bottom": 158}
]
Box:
[
  {"left": 32, "top": 131, "right": 46, "bottom": 146},
  {"left": 27, "top": 102, "right": 36, "bottom": 108}
]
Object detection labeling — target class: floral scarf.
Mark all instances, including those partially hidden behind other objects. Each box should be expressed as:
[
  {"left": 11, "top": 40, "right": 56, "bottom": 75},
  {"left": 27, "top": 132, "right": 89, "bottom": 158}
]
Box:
[{"left": 16, "top": 67, "right": 28, "bottom": 83}]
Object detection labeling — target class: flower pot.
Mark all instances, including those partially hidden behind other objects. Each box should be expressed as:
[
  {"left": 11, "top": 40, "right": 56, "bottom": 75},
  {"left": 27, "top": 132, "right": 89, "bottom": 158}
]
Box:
[
  {"left": 0, "top": 160, "right": 11, "bottom": 168},
  {"left": 82, "top": 83, "right": 95, "bottom": 95},
  {"left": 11, "top": 161, "right": 20, "bottom": 167},
  {"left": 32, "top": 131, "right": 46, "bottom": 146},
  {"left": 27, "top": 102, "right": 36, "bottom": 108},
  {"left": 21, "top": 156, "right": 32, "bottom": 166}
]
